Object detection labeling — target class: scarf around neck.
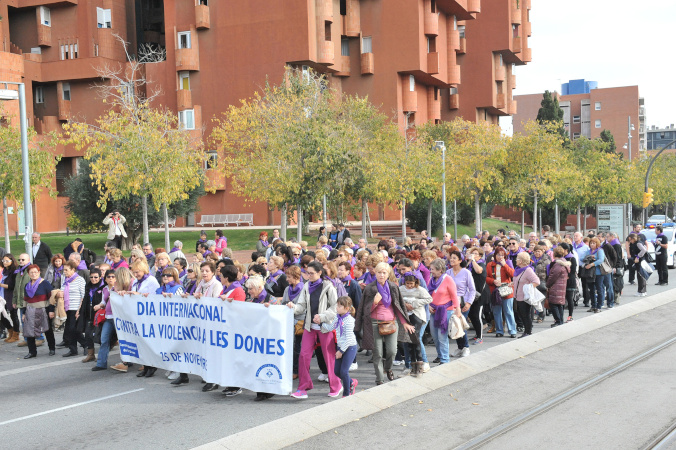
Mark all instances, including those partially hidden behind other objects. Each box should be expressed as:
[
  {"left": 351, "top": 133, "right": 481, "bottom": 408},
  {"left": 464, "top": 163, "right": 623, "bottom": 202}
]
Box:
[
  {"left": 222, "top": 280, "right": 242, "bottom": 295},
  {"left": 427, "top": 274, "right": 445, "bottom": 294},
  {"left": 308, "top": 279, "right": 323, "bottom": 295},
  {"left": 336, "top": 312, "right": 350, "bottom": 337},
  {"left": 25, "top": 278, "right": 43, "bottom": 298},
  {"left": 134, "top": 274, "right": 149, "bottom": 291},
  {"left": 376, "top": 281, "right": 392, "bottom": 308},
  {"left": 513, "top": 265, "right": 528, "bottom": 278},
  {"left": 287, "top": 281, "right": 304, "bottom": 301},
  {"left": 62, "top": 273, "right": 79, "bottom": 310}
]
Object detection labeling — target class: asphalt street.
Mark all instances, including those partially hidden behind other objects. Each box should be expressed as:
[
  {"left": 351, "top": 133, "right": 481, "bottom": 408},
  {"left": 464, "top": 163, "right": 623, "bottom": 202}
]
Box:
[{"left": 0, "top": 270, "right": 674, "bottom": 449}]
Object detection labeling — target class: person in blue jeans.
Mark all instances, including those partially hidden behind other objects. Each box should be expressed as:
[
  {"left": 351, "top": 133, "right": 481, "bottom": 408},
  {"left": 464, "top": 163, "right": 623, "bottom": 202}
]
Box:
[
  {"left": 326, "top": 296, "right": 359, "bottom": 396},
  {"left": 427, "top": 259, "right": 463, "bottom": 364},
  {"left": 487, "top": 247, "right": 516, "bottom": 338},
  {"left": 584, "top": 238, "right": 607, "bottom": 313},
  {"left": 92, "top": 269, "right": 118, "bottom": 372}
]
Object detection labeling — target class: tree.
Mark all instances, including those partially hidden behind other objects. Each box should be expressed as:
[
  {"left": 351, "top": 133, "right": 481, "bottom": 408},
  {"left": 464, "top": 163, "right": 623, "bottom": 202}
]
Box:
[
  {"left": 61, "top": 37, "right": 210, "bottom": 245},
  {"left": 536, "top": 90, "right": 567, "bottom": 141},
  {"left": 0, "top": 112, "right": 59, "bottom": 251},
  {"left": 64, "top": 158, "right": 204, "bottom": 247},
  {"left": 599, "top": 129, "right": 617, "bottom": 153}
]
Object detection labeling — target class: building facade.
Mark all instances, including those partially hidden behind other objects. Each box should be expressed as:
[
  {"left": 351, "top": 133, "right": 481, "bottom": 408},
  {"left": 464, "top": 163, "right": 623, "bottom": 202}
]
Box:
[
  {"left": 513, "top": 82, "right": 645, "bottom": 161},
  {"left": 0, "top": 0, "right": 530, "bottom": 235},
  {"left": 646, "top": 125, "right": 676, "bottom": 152}
]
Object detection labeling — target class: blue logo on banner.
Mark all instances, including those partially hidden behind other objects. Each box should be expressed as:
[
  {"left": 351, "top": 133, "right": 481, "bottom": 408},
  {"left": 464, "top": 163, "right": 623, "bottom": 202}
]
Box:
[
  {"left": 256, "top": 363, "right": 283, "bottom": 384},
  {"left": 119, "top": 340, "right": 139, "bottom": 358}
]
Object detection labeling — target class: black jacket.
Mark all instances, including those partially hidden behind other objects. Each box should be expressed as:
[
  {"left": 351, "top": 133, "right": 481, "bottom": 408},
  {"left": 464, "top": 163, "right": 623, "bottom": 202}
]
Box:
[
  {"left": 77, "top": 282, "right": 104, "bottom": 332},
  {"left": 601, "top": 242, "right": 617, "bottom": 268},
  {"left": 32, "top": 242, "right": 53, "bottom": 271}
]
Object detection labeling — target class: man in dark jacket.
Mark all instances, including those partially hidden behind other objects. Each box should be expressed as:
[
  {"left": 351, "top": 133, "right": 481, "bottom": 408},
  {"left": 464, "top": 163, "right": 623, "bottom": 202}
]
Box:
[
  {"left": 607, "top": 232, "right": 625, "bottom": 302},
  {"left": 336, "top": 223, "right": 350, "bottom": 247},
  {"left": 32, "top": 233, "right": 53, "bottom": 276},
  {"left": 601, "top": 235, "right": 617, "bottom": 308}
]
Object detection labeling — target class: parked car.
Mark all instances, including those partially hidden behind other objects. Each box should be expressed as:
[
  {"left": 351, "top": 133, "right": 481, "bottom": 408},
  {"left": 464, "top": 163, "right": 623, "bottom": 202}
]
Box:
[{"left": 646, "top": 215, "right": 670, "bottom": 225}]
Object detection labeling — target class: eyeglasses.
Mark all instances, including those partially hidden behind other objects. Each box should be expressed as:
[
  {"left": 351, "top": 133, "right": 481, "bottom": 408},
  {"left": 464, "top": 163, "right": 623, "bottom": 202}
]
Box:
[
  {"left": 90, "top": 276, "right": 100, "bottom": 280},
  {"left": 2, "top": 259, "right": 10, "bottom": 263},
  {"left": 106, "top": 275, "right": 116, "bottom": 279},
  {"left": 187, "top": 269, "right": 194, "bottom": 273},
  {"left": 306, "top": 271, "right": 318, "bottom": 276},
  {"left": 162, "top": 274, "right": 173, "bottom": 278}
]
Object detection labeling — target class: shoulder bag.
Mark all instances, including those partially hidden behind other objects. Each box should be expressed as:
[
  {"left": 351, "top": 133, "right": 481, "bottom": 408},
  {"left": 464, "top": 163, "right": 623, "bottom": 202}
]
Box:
[
  {"left": 600, "top": 259, "right": 612, "bottom": 275},
  {"left": 378, "top": 320, "right": 397, "bottom": 335}
]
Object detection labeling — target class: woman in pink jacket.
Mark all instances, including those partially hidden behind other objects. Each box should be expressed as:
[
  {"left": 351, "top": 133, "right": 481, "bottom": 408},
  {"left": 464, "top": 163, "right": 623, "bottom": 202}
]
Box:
[
  {"left": 214, "top": 230, "right": 228, "bottom": 256},
  {"left": 427, "top": 258, "right": 461, "bottom": 364},
  {"left": 512, "top": 252, "right": 540, "bottom": 338}
]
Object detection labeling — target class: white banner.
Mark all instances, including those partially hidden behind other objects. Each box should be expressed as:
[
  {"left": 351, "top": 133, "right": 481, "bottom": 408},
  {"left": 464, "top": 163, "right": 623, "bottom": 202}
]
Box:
[{"left": 110, "top": 293, "right": 294, "bottom": 395}]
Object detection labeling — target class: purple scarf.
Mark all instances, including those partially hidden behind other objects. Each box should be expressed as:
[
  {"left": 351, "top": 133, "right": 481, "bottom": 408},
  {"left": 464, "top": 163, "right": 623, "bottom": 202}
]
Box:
[
  {"left": 133, "top": 274, "right": 149, "bottom": 291},
  {"left": 268, "top": 270, "right": 283, "bottom": 285},
  {"left": 336, "top": 312, "right": 350, "bottom": 337},
  {"left": 433, "top": 300, "right": 454, "bottom": 334},
  {"left": 77, "top": 260, "right": 87, "bottom": 271},
  {"left": 287, "top": 281, "right": 304, "bottom": 301},
  {"left": 608, "top": 238, "right": 621, "bottom": 247},
  {"left": 25, "top": 278, "right": 43, "bottom": 298},
  {"left": 513, "top": 265, "right": 528, "bottom": 279},
  {"left": 356, "top": 273, "right": 366, "bottom": 283},
  {"left": 88, "top": 281, "right": 103, "bottom": 302},
  {"left": 145, "top": 252, "right": 155, "bottom": 261},
  {"left": 258, "top": 239, "right": 268, "bottom": 249},
  {"left": 161, "top": 281, "right": 180, "bottom": 292},
  {"left": 112, "top": 259, "right": 125, "bottom": 269},
  {"left": 363, "top": 271, "right": 376, "bottom": 285},
  {"left": 427, "top": 274, "right": 445, "bottom": 294},
  {"left": 170, "top": 247, "right": 180, "bottom": 253},
  {"left": 340, "top": 276, "right": 352, "bottom": 283},
  {"left": 253, "top": 291, "right": 268, "bottom": 304},
  {"left": 62, "top": 273, "right": 79, "bottom": 310},
  {"left": 188, "top": 280, "right": 198, "bottom": 295},
  {"left": 376, "top": 281, "right": 392, "bottom": 308},
  {"left": 179, "top": 270, "right": 187, "bottom": 278},
  {"left": 308, "top": 279, "right": 323, "bottom": 294},
  {"left": 221, "top": 280, "right": 242, "bottom": 295},
  {"left": 14, "top": 264, "right": 29, "bottom": 274}
]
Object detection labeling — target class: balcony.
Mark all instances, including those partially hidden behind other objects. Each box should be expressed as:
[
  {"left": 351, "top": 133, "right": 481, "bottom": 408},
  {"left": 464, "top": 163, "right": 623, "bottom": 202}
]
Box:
[
  {"left": 495, "top": 64, "right": 505, "bottom": 81},
  {"left": 448, "top": 64, "right": 461, "bottom": 85},
  {"left": 496, "top": 93, "right": 506, "bottom": 109},
  {"left": 512, "top": 36, "right": 522, "bottom": 53},
  {"left": 195, "top": 4, "right": 210, "bottom": 30},
  {"left": 522, "top": 47, "right": 532, "bottom": 62},
  {"left": 427, "top": 52, "right": 439, "bottom": 74},
  {"left": 58, "top": 98, "right": 71, "bottom": 120},
  {"left": 33, "top": 116, "right": 61, "bottom": 135},
  {"left": 37, "top": 24, "right": 51, "bottom": 47},
  {"left": 468, "top": 0, "right": 481, "bottom": 13},
  {"left": 428, "top": 90, "right": 441, "bottom": 122},
  {"left": 342, "top": 0, "right": 360, "bottom": 37},
  {"left": 457, "top": 37, "right": 466, "bottom": 54},
  {"left": 523, "top": 21, "right": 531, "bottom": 37},
  {"left": 511, "top": 1, "right": 522, "bottom": 25},
  {"left": 335, "top": 55, "right": 350, "bottom": 77},
  {"left": 449, "top": 29, "right": 459, "bottom": 50},
  {"left": 361, "top": 52, "right": 374, "bottom": 75},
  {"left": 176, "top": 47, "right": 199, "bottom": 71},
  {"left": 510, "top": 74, "right": 516, "bottom": 89},
  {"left": 402, "top": 87, "right": 417, "bottom": 113},
  {"left": 19, "top": 0, "right": 77, "bottom": 6},
  {"left": 316, "top": 0, "right": 333, "bottom": 20},
  {"left": 449, "top": 93, "right": 460, "bottom": 110},
  {"left": 424, "top": 2, "right": 439, "bottom": 36},
  {"left": 318, "top": 40, "right": 334, "bottom": 65},
  {"left": 524, "top": 0, "right": 531, "bottom": 8},
  {"left": 508, "top": 99, "right": 518, "bottom": 115},
  {"left": 177, "top": 89, "right": 192, "bottom": 110}
]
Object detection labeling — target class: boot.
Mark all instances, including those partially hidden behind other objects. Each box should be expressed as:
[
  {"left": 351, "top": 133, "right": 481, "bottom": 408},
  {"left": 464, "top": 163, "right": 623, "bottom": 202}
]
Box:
[
  {"left": 82, "top": 348, "right": 96, "bottom": 363},
  {"left": 409, "top": 362, "right": 419, "bottom": 378},
  {"left": 487, "top": 320, "right": 496, "bottom": 333},
  {"left": 5, "top": 330, "right": 19, "bottom": 343},
  {"left": 416, "top": 361, "right": 425, "bottom": 377}
]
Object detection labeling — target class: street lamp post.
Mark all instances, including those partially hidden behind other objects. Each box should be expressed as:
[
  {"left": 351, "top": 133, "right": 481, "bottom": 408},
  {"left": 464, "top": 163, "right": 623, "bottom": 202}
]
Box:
[
  {"left": 435, "top": 141, "right": 446, "bottom": 236},
  {"left": 0, "top": 82, "right": 33, "bottom": 260},
  {"left": 623, "top": 116, "right": 635, "bottom": 233}
]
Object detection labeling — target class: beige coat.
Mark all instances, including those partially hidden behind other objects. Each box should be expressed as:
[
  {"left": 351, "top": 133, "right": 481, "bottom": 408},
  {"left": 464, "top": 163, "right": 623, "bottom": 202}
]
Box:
[{"left": 103, "top": 214, "right": 127, "bottom": 240}]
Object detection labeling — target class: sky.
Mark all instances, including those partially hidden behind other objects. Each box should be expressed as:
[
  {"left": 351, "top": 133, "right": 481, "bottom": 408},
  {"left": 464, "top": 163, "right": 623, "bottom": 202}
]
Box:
[{"left": 501, "top": 0, "right": 676, "bottom": 134}]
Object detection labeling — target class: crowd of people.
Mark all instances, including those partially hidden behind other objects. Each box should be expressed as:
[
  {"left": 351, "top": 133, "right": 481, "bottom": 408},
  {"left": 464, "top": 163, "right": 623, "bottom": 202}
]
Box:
[{"left": 0, "top": 218, "right": 662, "bottom": 402}]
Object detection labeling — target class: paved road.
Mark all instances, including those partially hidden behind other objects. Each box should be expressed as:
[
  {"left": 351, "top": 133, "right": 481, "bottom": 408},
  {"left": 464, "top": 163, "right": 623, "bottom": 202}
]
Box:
[{"left": 0, "top": 271, "right": 673, "bottom": 449}]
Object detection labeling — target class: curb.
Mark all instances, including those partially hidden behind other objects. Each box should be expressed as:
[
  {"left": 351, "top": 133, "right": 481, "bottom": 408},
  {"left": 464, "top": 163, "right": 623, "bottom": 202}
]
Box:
[{"left": 193, "top": 290, "right": 676, "bottom": 449}]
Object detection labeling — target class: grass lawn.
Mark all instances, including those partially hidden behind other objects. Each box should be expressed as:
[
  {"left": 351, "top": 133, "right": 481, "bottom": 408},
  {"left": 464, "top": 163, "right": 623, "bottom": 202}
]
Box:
[{"left": 437, "top": 218, "right": 534, "bottom": 238}]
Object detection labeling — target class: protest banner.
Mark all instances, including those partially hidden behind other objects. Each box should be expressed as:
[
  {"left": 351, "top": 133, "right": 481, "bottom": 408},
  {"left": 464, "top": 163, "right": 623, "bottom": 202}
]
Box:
[{"left": 110, "top": 293, "right": 294, "bottom": 395}]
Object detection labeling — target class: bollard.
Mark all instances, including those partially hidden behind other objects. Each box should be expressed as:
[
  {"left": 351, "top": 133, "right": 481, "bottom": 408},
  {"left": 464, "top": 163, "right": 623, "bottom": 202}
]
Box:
[{"left": 66, "top": 227, "right": 69, "bottom": 236}]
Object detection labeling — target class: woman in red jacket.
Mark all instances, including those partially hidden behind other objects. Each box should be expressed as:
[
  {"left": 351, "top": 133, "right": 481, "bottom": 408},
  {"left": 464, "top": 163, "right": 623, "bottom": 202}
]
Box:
[{"left": 486, "top": 247, "right": 516, "bottom": 338}]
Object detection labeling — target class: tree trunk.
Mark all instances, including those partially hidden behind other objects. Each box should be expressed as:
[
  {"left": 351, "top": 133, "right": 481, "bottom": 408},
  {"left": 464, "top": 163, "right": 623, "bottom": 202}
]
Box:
[
  {"left": 474, "top": 193, "right": 481, "bottom": 237},
  {"left": 554, "top": 199, "right": 559, "bottom": 234},
  {"left": 583, "top": 205, "right": 587, "bottom": 235},
  {"left": 281, "top": 204, "right": 287, "bottom": 241},
  {"left": 401, "top": 199, "right": 407, "bottom": 241},
  {"left": 163, "top": 203, "right": 170, "bottom": 251},
  {"left": 3, "top": 198, "right": 10, "bottom": 252},
  {"left": 361, "top": 199, "right": 367, "bottom": 239},
  {"left": 427, "top": 198, "right": 433, "bottom": 235},
  {"left": 521, "top": 210, "right": 525, "bottom": 238},
  {"left": 142, "top": 195, "right": 149, "bottom": 245},
  {"left": 577, "top": 204, "right": 581, "bottom": 231},
  {"left": 297, "top": 204, "right": 303, "bottom": 242},
  {"left": 532, "top": 191, "right": 538, "bottom": 233}
]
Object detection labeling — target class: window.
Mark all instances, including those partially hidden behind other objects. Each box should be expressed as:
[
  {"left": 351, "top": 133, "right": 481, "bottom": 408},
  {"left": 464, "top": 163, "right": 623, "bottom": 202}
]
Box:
[
  {"left": 30, "top": 47, "right": 42, "bottom": 54},
  {"left": 409, "top": 75, "right": 415, "bottom": 92},
  {"left": 35, "top": 86, "right": 44, "bottom": 104},
  {"left": 60, "top": 43, "right": 78, "bottom": 60},
  {"left": 55, "top": 157, "right": 73, "bottom": 196},
  {"left": 512, "top": 24, "right": 519, "bottom": 38},
  {"left": 362, "top": 36, "right": 372, "bottom": 54},
  {"left": 427, "top": 36, "right": 436, "bottom": 53},
  {"left": 453, "top": 16, "right": 457, "bottom": 30},
  {"left": 450, "top": 87, "right": 458, "bottom": 95},
  {"left": 431, "top": 0, "right": 436, "bottom": 13},
  {"left": 595, "top": 101, "right": 601, "bottom": 110},
  {"left": 499, "top": 53, "right": 503, "bottom": 66},
  {"left": 573, "top": 132, "right": 580, "bottom": 139},
  {"left": 458, "top": 25, "right": 465, "bottom": 38},
  {"left": 205, "top": 152, "right": 217, "bottom": 170},
  {"left": 62, "top": 83, "right": 71, "bottom": 101},
  {"left": 179, "top": 109, "right": 195, "bottom": 130},
  {"left": 573, "top": 115, "right": 580, "bottom": 124},
  {"left": 340, "top": 0, "right": 346, "bottom": 15},
  {"left": 341, "top": 38, "right": 349, "bottom": 56},
  {"left": 119, "top": 82, "right": 133, "bottom": 103},
  {"left": 39, "top": 6, "right": 51, "bottom": 26},
  {"left": 301, "top": 65, "right": 310, "bottom": 82},
  {"left": 97, "top": 7, "right": 111, "bottom": 29},
  {"left": 179, "top": 72, "right": 190, "bottom": 90},
  {"left": 595, "top": 119, "right": 601, "bottom": 129},
  {"left": 325, "top": 21, "right": 332, "bottom": 41},
  {"left": 178, "top": 31, "right": 191, "bottom": 49},
  {"left": 434, "top": 87, "right": 438, "bottom": 101},
  {"left": 196, "top": 0, "right": 208, "bottom": 5}
]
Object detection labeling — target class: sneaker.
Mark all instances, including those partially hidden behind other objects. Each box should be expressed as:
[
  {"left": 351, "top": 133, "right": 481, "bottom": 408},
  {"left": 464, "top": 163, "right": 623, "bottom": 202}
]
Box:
[
  {"left": 495, "top": 333, "right": 504, "bottom": 337},
  {"left": 517, "top": 326, "right": 524, "bottom": 333},
  {"left": 472, "top": 338, "right": 483, "bottom": 345},
  {"left": 110, "top": 363, "right": 128, "bottom": 373},
  {"left": 328, "top": 386, "right": 344, "bottom": 398},
  {"left": 518, "top": 332, "right": 531, "bottom": 339},
  {"left": 422, "top": 363, "right": 430, "bottom": 373},
  {"left": 202, "top": 383, "right": 219, "bottom": 392},
  {"left": 164, "top": 370, "right": 171, "bottom": 377},
  {"left": 392, "top": 360, "right": 404, "bottom": 366},
  {"left": 628, "top": 281, "right": 636, "bottom": 285},
  {"left": 634, "top": 293, "right": 643, "bottom": 297},
  {"left": 432, "top": 357, "right": 441, "bottom": 364},
  {"left": 460, "top": 347, "right": 470, "bottom": 357},
  {"left": 350, "top": 379, "right": 359, "bottom": 395},
  {"left": 290, "top": 390, "right": 308, "bottom": 399},
  {"left": 317, "top": 373, "right": 329, "bottom": 382},
  {"left": 566, "top": 316, "right": 573, "bottom": 322},
  {"left": 450, "top": 348, "right": 462, "bottom": 358},
  {"left": 168, "top": 371, "right": 180, "bottom": 380},
  {"left": 640, "top": 292, "right": 648, "bottom": 297},
  {"left": 349, "top": 362, "right": 358, "bottom": 371},
  {"left": 223, "top": 387, "right": 243, "bottom": 397}
]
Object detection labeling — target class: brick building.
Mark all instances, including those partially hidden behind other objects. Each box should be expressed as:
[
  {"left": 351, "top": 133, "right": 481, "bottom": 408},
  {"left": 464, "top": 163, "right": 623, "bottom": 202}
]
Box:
[
  {"left": 514, "top": 81, "right": 645, "bottom": 161},
  {"left": 0, "top": 0, "right": 530, "bottom": 234}
]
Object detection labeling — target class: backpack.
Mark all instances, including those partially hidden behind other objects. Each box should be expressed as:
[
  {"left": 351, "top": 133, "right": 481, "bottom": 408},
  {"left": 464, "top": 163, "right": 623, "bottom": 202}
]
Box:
[{"left": 84, "top": 248, "right": 97, "bottom": 266}]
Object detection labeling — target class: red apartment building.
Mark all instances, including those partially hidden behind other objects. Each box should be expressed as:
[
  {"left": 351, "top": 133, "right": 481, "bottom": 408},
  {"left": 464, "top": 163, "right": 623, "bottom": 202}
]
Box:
[
  {"left": 513, "top": 86, "right": 645, "bottom": 161},
  {"left": 0, "top": 0, "right": 531, "bottom": 234}
]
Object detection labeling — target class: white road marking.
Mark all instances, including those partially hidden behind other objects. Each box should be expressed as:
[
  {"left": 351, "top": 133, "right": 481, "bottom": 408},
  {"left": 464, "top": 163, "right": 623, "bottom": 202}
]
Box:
[
  {"left": 0, "top": 388, "right": 144, "bottom": 426},
  {"left": 0, "top": 350, "right": 120, "bottom": 378}
]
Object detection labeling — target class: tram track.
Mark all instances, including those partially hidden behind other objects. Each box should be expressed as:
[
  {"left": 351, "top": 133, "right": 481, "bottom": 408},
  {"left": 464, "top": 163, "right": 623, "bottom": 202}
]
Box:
[{"left": 455, "top": 336, "right": 676, "bottom": 450}]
